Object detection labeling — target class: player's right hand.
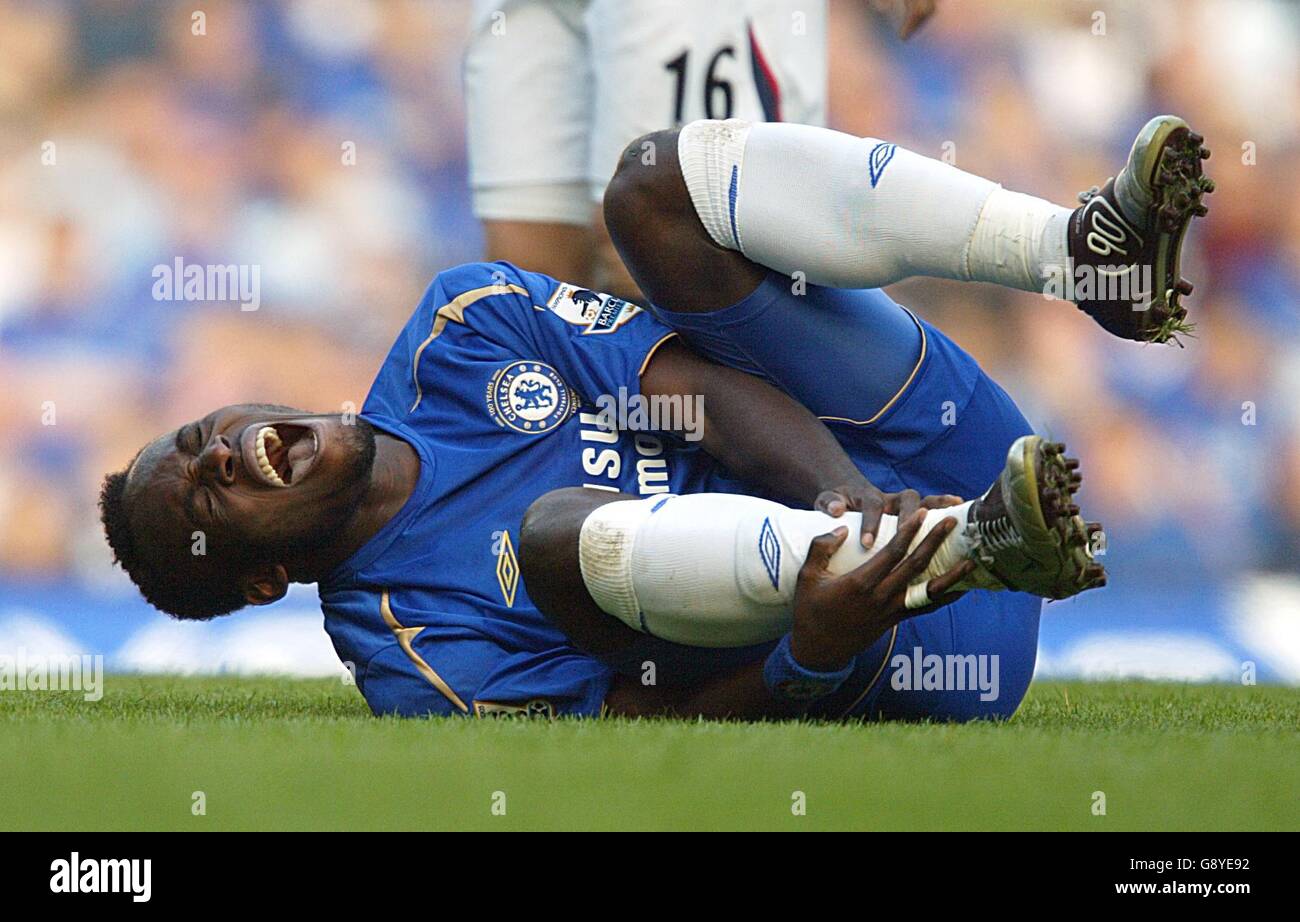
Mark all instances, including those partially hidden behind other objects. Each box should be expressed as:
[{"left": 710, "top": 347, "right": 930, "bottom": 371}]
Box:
[{"left": 788, "top": 510, "right": 974, "bottom": 672}]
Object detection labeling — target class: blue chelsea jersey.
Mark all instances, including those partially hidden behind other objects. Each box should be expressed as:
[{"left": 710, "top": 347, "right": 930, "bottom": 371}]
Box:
[{"left": 318, "top": 262, "right": 738, "bottom": 719}]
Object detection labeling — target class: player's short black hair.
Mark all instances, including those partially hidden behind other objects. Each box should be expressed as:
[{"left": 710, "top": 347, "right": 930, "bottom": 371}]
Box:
[{"left": 99, "top": 464, "right": 247, "bottom": 620}]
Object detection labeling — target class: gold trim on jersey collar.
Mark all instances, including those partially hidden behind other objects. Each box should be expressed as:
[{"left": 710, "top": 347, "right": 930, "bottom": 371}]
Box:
[{"left": 409, "top": 283, "right": 529, "bottom": 412}]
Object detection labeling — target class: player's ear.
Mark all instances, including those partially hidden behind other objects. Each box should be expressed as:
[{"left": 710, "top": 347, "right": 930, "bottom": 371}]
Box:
[{"left": 241, "top": 564, "right": 289, "bottom": 606}]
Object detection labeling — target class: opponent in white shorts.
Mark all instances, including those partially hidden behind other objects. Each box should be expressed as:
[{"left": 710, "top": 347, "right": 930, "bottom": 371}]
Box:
[{"left": 464, "top": 0, "right": 937, "bottom": 297}]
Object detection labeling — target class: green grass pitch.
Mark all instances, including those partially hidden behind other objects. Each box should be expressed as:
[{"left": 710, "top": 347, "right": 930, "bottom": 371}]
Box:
[{"left": 2, "top": 676, "right": 1296, "bottom": 830}]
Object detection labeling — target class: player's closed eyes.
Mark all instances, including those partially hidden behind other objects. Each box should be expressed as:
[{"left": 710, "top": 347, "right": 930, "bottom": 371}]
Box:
[
  {"left": 176, "top": 420, "right": 204, "bottom": 456},
  {"left": 185, "top": 483, "right": 216, "bottom": 526}
]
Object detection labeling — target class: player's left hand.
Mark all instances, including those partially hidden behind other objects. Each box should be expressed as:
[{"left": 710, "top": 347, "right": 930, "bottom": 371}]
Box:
[{"left": 816, "top": 480, "right": 962, "bottom": 549}]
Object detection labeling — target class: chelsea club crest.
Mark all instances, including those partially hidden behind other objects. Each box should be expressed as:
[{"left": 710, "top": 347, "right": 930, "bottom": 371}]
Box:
[{"left": 487, "top": 361, "right": 576, "bottom": 434}]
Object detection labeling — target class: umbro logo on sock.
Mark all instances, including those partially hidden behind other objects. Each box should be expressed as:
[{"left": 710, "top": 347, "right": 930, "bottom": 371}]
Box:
[{"left": 868, "top": 142, "right": 897, "bottom": 188}]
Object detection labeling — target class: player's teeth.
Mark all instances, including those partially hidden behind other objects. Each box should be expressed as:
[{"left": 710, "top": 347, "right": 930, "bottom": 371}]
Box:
[{"left": 254, "top": 426, "right": 287, "bottom": 487}]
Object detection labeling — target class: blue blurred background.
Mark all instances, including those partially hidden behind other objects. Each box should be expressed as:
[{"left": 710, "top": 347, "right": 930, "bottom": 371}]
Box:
[{"left": 0, "top": 0, "right": 1297, "bottom": 683}]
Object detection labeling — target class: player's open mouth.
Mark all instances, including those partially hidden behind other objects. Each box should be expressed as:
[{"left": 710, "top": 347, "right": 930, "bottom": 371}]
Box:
[{"left": 240, "top": 422, "right": 319, "bottom": 488}]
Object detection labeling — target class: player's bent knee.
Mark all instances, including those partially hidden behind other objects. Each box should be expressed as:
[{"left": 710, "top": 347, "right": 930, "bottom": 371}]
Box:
[
  {"left": 611, "top": 129, "right": 681, "bottom": 191},
  {"left": 603, "top": 129, "right": 684, "bottom": 245},
  {"left": 520, "top": 489, "right": 652, "bottom": 658},
  {"left": 519, "top": 488, "right": 602, "bottom": 583}
]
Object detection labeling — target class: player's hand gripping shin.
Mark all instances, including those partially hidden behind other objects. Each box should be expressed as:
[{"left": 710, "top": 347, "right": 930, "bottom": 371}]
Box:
[
  {"left": 763, "top": 512, "right": 971, "bottom": 704},
  {"left": 787, "top": 513, "right": 972, "bottom": 672},
  {"left": 577, "top": 492, "right": 978, "bottom": 649}
]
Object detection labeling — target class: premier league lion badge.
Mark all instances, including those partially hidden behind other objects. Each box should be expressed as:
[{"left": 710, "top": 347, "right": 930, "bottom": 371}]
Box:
[{"left": 486, "top": 361, "right": 576, "bottom": 434}]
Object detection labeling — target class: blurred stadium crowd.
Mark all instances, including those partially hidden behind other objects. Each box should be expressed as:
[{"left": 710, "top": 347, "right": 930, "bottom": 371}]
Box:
[{"left": 0, "top": 0, "right": 1296, "bottom": 609}]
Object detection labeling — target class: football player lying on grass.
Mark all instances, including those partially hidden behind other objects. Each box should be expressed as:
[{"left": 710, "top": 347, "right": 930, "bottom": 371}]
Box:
[{"left": 101, "top": 115, "right": 1209, "bottom": 721}]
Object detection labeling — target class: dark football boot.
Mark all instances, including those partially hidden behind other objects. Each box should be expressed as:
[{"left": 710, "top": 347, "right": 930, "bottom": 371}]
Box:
[{"left": 1068, "top": 116, "right": 1214, "bottom": 345}]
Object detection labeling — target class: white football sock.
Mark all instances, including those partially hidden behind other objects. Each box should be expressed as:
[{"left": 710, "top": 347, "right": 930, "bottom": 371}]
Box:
[
  {"left": 578, "top": 493, "right": 987, "bottom": 648},
  {"left": 968, "top": 188, "right": 1072, "bottom": 292},
  {"left": 677, "top": 119, "right": 1071, "bottom": 294}
]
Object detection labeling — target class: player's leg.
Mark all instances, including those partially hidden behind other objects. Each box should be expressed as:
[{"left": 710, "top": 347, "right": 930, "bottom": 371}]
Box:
[
  {"left": 685, "top": 117, "right": 1212, "bottom": 342},
  {"left": 519, "top": 487, "right": 779, "bottom": 690},
  {"left": 465, "top": 0, "right": 596, "bottom": 282},
  {"left": 601, "top": 127, "right": 928, "bottom": 426},
  {"left": 523, "top": 432, "right": 1099, "bottom": 651},
  {"left": 608, "top": 117, "right": 1212, "bottom": 343},
  {"left": 603, "top": 123, "right": 1100, "bottom": 588},
  {"left": 603, "top": 129, "right": 987, "bottom": 472},
  {"left": 519, "top": 483, "right": 908, "bottom": 719},
  {"left": 521, "top": 439, "right": 1091, "bottom": 722},
  {"left": 822, "top": 376, "right": 1058, "bottom": 722},
  {"left": 597, "top": 133, "right": 1106, "bottom": 723}
]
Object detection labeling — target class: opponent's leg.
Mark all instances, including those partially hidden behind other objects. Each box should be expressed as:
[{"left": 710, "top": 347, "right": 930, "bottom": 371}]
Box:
[
  {"left": 483, "top": 220, "right": 594, "bottom": 284},
  {"left": 466, "top": 0, "right": 597, "bottom": 282}
]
